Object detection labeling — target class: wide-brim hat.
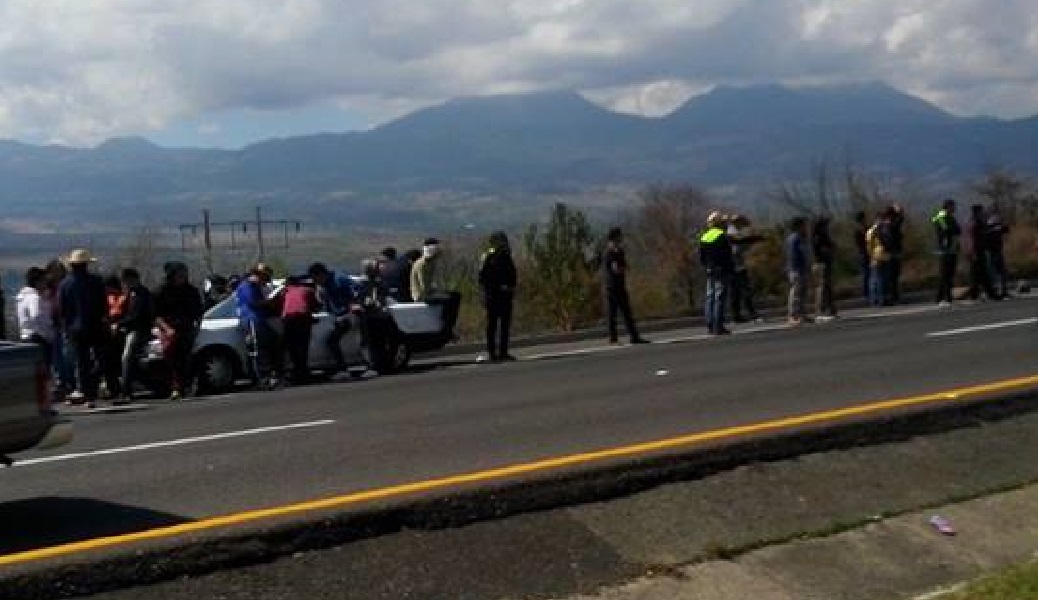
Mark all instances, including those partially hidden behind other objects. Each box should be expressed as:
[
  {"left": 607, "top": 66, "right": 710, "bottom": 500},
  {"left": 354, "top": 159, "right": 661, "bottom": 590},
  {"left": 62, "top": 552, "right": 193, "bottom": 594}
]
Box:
[{"left": 67, "top": 248, "right": 97, "bottom": 264}]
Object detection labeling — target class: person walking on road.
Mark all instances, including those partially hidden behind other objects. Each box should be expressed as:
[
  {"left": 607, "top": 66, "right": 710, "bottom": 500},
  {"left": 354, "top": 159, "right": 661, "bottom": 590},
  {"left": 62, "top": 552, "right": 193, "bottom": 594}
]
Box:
[
  {"left": 57, "top": 249, "right": 109, "bottom": 408},
  {"left": 154, "top": 262, "right": 204, "bottom": 400},
  {"left": 115, "top": 268, "right": 154, "bottom": 403},
  {"left": 479, "top": 231, "right": 518, "bottom": 362},
  {"left": 727, "top": 215, "right": 764, "bottom": 323},
  {"left": 786, "top": 217, "right": 810, "bottom": 325},
  {"left": 984, "top": 206, "right": 1010, "bottom": 299},
  {"left": 933, "top": 199, "right": 961, "bottom": 307},
  {"left": 602, "top": 227, "right": 648, "bottom": 345},
  {"left": 965, "top": 204, "right": 1000, "bottom": 302},
  {"left": 812, "top": 215, "right": 838, "bottom": 321},
  {"left": 700, "top": 212, "right": 735, "bottom": 335}
]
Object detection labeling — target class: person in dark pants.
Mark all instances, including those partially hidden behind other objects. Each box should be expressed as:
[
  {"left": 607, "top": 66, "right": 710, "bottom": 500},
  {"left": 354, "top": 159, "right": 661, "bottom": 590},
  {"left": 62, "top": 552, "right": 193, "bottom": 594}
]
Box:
[
  {"left": 727, "top": 215, "right": 764, "bottom": 323},
  {"left": 102, "top": 275, "right": 126, "bottom": 399},
  {"left": 984, "top": 206, "right": 1010, "bottom": 299},
  {"left": 602, "top": 228, "right": 648, "bottom": 345},
  {"left": 116, "top": 268, "right": 154, "bottom": 402},
  {"left": 281, "top": 276, "right": 319, "bottom": 384},
  {"left": 965, "top": 204, "right": 1000, "bottom": 301},
  {"left": 888, "top": 204, "right": 905, "bottom": 304},
  {"left": 786, "top": 218, "right": 810, "bottom": 324},
  {"left": 479, "top": 231, "right": 518, "bottom": 362},
  {"left": 309, "top": 262, "right": 357, "bottom": 373},
  {"left": 154, "top": 262, "right": 204, "bottom": 400},
  {"left": 853, "top": 211, "right": 870, "bottom": 300},
  {"left": 699, "top": 212, "right": 734, "bottom": 335},
  {"left": 236, "top": 267, "right": 283, "bottom": 388},
  {"left": 932, "top": 199, "right": 961, "bottom": 306},
  {"left": 57, "top": 248, "right": 109, "bottom": 408},
  {"left": 812, "top": 215, "right": 838, "bottom": 320}
]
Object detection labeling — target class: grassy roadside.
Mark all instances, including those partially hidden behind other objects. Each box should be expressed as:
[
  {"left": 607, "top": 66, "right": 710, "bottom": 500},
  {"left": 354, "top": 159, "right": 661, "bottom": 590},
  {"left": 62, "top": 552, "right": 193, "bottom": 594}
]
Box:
[{"left": 941, "top": 562, "right": 1038, "bottom": 600}]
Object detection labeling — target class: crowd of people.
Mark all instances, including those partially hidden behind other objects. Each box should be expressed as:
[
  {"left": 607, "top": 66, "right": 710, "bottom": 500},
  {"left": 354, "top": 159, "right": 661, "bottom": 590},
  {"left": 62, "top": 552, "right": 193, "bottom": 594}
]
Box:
[{"left": 7, "top": 201, "right": 1021, "bottom": 407}]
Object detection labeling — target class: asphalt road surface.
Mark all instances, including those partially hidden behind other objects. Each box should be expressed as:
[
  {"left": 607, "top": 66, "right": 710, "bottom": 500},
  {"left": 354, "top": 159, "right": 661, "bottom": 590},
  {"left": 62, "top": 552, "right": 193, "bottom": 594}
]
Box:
[{"left": 2, "top": 298, "right": 1037, "bottom": 560}]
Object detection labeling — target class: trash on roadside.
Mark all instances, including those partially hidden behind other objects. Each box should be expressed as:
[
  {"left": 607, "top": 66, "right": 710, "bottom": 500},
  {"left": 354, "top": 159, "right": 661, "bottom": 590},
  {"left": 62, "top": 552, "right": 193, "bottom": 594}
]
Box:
[{"left": 929, "top": 515, "right": 956, "bottom": 536}]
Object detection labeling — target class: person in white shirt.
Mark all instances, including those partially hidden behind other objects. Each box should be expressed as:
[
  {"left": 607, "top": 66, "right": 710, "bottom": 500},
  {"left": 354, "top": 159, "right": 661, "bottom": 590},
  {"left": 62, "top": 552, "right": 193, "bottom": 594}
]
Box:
[{"left": 17, "top": 266, "right": 57, "bottom": 364}]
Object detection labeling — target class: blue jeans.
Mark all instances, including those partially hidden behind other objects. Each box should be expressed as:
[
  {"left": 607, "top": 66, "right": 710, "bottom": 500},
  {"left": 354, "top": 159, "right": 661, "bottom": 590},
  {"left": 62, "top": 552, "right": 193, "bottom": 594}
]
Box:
[
  {"left": 870, "top": 263, "right": 889, "bottom": 306},
  {"left": 705, "top": 275, "right": 728, "bottom": 333}
]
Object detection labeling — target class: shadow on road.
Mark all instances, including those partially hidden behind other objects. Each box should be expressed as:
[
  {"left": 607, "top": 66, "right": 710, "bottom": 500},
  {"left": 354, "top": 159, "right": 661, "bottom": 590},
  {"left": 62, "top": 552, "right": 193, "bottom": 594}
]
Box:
[{"left": 0, "top": 497, "right": 189, "bottom": 555}]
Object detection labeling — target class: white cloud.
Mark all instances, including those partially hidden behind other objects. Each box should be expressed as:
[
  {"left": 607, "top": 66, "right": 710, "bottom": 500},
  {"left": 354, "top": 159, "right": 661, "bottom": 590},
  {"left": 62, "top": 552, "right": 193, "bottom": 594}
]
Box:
[{"left": 0, "top": 0, "right": 1036, "bottom": 145}]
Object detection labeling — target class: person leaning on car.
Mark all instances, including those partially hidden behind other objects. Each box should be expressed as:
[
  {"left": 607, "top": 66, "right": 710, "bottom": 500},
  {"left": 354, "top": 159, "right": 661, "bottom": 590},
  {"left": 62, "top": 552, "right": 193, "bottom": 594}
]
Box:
[
  {"left": 236, "top": 266, "right": 284, "bottom": 388},
  {"left": 308, "top": 262, "right": 358, "bottom": 373}
]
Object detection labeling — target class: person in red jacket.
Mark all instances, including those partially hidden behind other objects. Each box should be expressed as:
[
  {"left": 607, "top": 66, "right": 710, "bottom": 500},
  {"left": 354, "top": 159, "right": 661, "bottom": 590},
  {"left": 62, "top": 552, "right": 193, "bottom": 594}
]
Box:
[{"left": 281, "top": 275, "right": 320, "bottom": 384}]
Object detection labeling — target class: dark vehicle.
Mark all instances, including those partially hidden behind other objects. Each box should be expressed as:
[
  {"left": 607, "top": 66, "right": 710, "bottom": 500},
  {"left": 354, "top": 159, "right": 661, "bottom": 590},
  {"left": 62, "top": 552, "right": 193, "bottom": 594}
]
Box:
[{"left": 0, "top": 342, "right": 73, "bottom": 465}]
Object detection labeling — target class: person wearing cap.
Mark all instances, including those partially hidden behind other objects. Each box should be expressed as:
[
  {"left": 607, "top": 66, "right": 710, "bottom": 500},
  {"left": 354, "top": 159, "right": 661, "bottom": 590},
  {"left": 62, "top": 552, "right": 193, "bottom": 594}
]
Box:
[
  {"left": 602, "top": 227, "right": 648, "bottom": 345},
  {"left": 478, "top": 231, "right": 518, "bottom": 362},
  {"left": 154, "top": 262, "right": 204, "bottom": 400},
  {"left": 700, "top": 213, "right": 735, "bottom": 335},
  {"left": 727, "top": 215, "right": 764, "bottom": 323},
  {"left": 57, "top": 248, "right": 109, "bottom": 407},
  {"left": 236, "top": 265, "right": 284, "bottom": 387}
]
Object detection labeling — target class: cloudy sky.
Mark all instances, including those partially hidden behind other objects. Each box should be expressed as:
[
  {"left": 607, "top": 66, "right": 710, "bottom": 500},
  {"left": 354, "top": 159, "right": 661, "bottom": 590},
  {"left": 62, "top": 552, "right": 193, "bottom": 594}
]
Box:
[{"left": 1, "top": 0, "right": 1036, "bottom": 147}]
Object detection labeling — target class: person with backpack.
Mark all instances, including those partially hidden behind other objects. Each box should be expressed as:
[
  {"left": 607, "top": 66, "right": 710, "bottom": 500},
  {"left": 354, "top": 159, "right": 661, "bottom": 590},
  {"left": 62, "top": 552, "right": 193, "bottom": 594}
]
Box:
[
  {"left": 115, "top": 268, "right": 154, "bottom": 403},
  {"left": 478, "top": 231, "right": 518, "bottom": 362}
]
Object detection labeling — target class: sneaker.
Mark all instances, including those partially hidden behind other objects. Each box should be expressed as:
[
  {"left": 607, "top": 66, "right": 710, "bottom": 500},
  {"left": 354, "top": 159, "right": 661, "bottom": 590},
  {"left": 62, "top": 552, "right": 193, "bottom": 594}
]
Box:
[
  {"left": 630, "top": 337, "right": 651, "bottom": 345},
  {"left": 788, "top": 317, "right": 804, "bottom": 327},
  {"left": 499, "top": 354, "right": 518, "bottom": 362},
  {"left": 715, "top": 328, "right": 732, "bottom": 336},
  {"left": 937, "top": 300, "right": 952, "bottom": 308},
  {"left": 476, "top": 353, "right": 492, "bottom": 364},
  {"left": 815, "top": 315, "right": 835, "bottom": 323},
  {"left": 169, "top": 390, "right": 182, "bottom": 401},
  {"left": 752, "top": 316, "right": 766, "bottom": 324},
  {"left": 608, "top": 339, "right": 620, "bottom": 346},
  {"left": 66, "top": 390, "right": 85, "bottom": 404}
]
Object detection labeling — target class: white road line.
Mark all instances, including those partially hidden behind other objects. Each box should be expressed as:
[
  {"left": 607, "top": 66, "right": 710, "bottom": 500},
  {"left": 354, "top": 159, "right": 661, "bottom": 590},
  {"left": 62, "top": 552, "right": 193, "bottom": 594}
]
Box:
[
  {"left": 849, "top": 306, "right": 939, "bottom": 320},
  {"left": 927, "top": 317, "right": 1038, "bottom": 338},
  {"left": 13, "top": 420, "right": 336, "bottom": 467}
]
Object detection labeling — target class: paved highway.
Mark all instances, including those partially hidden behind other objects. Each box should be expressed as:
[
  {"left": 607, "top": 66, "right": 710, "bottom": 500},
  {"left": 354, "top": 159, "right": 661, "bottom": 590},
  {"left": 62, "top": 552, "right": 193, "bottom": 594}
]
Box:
[{"left": 2, "top": 298, "right": 1037, "bottom": 561}]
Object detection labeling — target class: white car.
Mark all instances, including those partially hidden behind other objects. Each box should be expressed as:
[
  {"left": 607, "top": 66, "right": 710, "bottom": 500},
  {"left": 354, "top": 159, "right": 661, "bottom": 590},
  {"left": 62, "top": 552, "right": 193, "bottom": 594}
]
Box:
[{"left": 146, "top": 280, "right": 451, "bottom": 395}]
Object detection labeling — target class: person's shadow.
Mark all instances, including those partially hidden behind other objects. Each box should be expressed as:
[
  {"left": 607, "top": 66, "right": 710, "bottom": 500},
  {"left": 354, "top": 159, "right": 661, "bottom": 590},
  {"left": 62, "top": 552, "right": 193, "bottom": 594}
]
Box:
[{"left": 0, "top": 497, "right": 189, "bottom": 555}]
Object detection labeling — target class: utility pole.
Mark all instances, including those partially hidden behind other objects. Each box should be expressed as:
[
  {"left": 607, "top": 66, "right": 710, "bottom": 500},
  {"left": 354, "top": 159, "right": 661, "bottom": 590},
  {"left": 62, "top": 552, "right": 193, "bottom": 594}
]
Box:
[
  {"left": 178, "top": 208, "right": 302, "bottom": 273},
  {"left": 255, "top": 206, "right": 265, "bottom": 262}
]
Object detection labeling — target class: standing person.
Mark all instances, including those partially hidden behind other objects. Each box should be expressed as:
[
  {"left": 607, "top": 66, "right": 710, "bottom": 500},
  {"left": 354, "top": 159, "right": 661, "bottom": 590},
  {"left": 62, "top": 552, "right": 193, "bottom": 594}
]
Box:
[
  {"left": 727, "top": 215, "right": 764, "bottom": 323},
  {"left": 888, "top": 204, "right": 905, "bottom": 304},
  {"left": 478, "top": 231, "right": 518, "bottom": 362},
  {"left": 699, "top": 213, "right": 734, "bottom": 336},
  {"left": 308, "top": 262, "right": 357, "bottom": 374},
  {"left": 410, "top": 238, "right": 461, "bottom": 340},
  {"left": 786, "top": 217, "right": 810, "bottom": 325},
  {"left": 866, "top": 210, "right": 894, "bottom": 306},
  {"left": 57, "top": 249, "right": 109, "bottom": 408},
  {"left": 965, "top": 204, "right": 1000, "bottom": 301},
  {"left": 601, "top": 227, "right": 648, "bottom": 345},
  {"left": 45, "top": 259, "right": 75, "bottom": 400},
  {"left": 378, "top": 247, "right": 405, "bottom": 302},
  {"left": 984, "top": 206, "right": 1010, "bottom": 299},
  {"left": 236, "top": 266, "right": 283, "bottom": 388},
  {"left": 17, "top": 267, "right": 56, "bottom": 373},
  {"left": 281, "top": 275, "right": 319, "bottom": 385},
  {"left": 933, "top": 199, "right": 961, "bottom": 306},
  {"left": 853, "top": 211, "right": 870, "bottom": 300},
  {"left": 398, "top": 249, "right": 421, "bottom": 303},
  {"left": 102, "top": 275, "right": 127, "bottom": 399},
  {"left": 811, "top": 216, "right": 838, "bottom": 321},
  {"left": 115, "top": 268, "right": 154, "bottom": 403},
  {"left": 154, "top": 262, "right": 204, "bottom": 400}
]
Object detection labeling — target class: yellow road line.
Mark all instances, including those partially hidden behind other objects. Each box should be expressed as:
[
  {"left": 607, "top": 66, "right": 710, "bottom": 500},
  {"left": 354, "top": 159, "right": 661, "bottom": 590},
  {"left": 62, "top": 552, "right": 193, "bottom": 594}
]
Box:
[{"left": 3, "top": 373, "right": 1038, "bottom": 567}]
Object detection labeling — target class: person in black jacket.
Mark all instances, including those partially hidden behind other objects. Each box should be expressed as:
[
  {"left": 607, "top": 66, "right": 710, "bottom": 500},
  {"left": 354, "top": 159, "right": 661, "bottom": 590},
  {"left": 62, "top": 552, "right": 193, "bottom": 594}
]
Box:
[
  {"left": 58, "top": 248, "right": 109, "bottom": 407},
  {"left": 116, "top": 268, "right": 154, "bottom": 402},
  {"left": 154, "top": 262, "right": 204, "bottom": 400},
  {"left": 932, "top": 199, "right": 961, "bottom": 306},
  {"left": 602, "top": 227, "right": 649, "bottom": 345},
  {"left": 811, "top": 216, "right": 837, "bottom": 320},
  {"left": 699, "top": 212, "right": 735, "bottom": 335},
  {"left": 478, "top": 231, "right": 518, "bottom": 362}
]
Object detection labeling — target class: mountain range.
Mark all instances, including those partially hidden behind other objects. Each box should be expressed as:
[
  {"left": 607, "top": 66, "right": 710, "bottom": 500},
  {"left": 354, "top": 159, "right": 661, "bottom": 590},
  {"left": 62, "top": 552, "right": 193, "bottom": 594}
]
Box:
[{"left": 1, "top": 82, "right": 1036, "bottom": 231}]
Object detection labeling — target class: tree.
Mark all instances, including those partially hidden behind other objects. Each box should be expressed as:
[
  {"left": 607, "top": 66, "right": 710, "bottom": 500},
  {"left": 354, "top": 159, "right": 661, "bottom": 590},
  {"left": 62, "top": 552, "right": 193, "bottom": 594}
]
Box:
[{"left": 521, "top": 203, "right": 600, "bottom": 331}]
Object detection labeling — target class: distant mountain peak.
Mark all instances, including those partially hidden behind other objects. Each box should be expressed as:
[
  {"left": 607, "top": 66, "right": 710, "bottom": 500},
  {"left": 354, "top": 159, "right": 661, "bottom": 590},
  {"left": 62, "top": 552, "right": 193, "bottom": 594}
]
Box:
[{"left": 95, "top": 136, "right": 160, "bottom": 151}]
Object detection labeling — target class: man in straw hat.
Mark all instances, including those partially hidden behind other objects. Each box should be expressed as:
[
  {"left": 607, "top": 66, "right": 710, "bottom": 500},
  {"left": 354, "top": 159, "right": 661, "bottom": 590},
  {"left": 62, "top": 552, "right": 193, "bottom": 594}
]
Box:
[{"left": 57, "top": 248, "right": 109, "bottom": 408}]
